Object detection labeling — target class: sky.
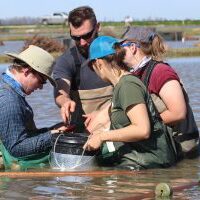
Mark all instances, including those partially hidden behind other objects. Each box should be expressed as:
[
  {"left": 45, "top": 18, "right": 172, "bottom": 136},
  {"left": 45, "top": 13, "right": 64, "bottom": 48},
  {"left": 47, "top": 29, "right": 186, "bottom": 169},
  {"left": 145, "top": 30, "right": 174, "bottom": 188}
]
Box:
[{"left": 0, "top": 0, "right": 200, "bottom": 21}]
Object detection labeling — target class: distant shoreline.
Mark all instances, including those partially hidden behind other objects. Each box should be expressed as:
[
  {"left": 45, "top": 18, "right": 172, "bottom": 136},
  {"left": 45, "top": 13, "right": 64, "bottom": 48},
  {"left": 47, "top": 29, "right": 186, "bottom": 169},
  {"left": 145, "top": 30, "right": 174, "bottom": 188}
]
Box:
[
  {"left": 0, "top": 24, "right": 200, "bottom": 63},
  {"left": 1, "top": 48, "right": 200, "bottom": 64}
]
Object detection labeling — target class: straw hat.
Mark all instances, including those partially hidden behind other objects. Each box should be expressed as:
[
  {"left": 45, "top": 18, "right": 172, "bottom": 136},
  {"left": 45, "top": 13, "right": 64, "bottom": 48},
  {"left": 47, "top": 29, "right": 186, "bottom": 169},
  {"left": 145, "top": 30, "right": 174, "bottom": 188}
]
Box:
[{"left": 5, "top": 45, "right": 56, "bottom": 87}]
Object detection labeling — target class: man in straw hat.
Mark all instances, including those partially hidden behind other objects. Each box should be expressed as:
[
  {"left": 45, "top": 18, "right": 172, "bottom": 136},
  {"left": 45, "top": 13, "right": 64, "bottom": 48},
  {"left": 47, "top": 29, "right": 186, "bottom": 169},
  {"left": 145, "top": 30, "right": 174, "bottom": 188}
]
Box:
[{"left": 0, "top": 45, "right": 69, "bottom": 170}]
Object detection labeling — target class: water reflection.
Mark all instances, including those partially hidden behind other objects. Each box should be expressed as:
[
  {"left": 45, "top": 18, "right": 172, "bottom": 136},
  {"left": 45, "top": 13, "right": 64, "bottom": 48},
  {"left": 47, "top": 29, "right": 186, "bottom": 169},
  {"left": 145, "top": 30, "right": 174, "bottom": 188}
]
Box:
[
  {"left": 0, "top": 57, "right": 200, "bottom": 199},
  {"left": 0, "top": 41, "right": 24, "bottom": 55}
]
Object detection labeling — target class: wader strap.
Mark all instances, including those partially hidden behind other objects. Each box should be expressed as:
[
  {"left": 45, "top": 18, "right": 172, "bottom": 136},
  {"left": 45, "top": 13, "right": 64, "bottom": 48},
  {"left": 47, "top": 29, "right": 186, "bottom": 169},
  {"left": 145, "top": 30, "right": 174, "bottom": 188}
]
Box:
[
  {"left": 175, "top": 131, "right": 199, "bottom": 143},
  {"left": 142, "top": 60, "right": 170, "bottom": 87},
  {"left": 70, "top": 47, "right": 81, "bottom": 90},
  {"left": 142, "top": 60, "right": 160, "bottom": 86},
  {"left": 142, "top": 60, "right": 178, "bottom": 157}
]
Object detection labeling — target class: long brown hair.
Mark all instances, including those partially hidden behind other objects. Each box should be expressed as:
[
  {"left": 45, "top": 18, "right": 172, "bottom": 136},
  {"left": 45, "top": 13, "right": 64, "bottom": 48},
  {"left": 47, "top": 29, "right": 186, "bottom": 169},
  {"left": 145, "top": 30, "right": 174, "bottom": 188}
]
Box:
[{"left": 127, "top": 34, "right": 167, "bottom": 61}]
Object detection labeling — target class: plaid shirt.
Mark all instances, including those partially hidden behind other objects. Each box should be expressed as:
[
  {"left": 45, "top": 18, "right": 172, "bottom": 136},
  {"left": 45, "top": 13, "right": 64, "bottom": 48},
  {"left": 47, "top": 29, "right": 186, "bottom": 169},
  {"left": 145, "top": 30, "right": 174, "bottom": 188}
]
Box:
[{"left": 0, "top": 72, "right": 53, "bottom": 157}]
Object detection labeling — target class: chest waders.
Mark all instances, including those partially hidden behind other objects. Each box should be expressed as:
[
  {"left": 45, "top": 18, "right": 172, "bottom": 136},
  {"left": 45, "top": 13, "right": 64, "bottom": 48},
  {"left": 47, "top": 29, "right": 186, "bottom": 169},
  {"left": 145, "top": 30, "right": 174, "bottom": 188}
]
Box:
[
  {"left": 142, "top": 60, "right": 200, "bottom": 159},
  {"left": 98, "top": 75, "right": 177, "bottom": 168},
  {"left": 69, "top": 47, "right": 113, "bottom": 132}
]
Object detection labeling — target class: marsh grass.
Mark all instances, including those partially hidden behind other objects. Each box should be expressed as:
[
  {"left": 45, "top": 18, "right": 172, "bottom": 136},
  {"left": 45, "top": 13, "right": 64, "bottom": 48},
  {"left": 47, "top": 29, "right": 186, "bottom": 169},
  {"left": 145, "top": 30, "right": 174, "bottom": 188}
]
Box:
[
  {"left": 166, "top": 47, "right": 200, "bottom": 58},
  {"left": 1, "top": 48, "right": 200, "bottom": 64},
  {"left": 0, "top": 23, "right": 200, "bottom": 64}
]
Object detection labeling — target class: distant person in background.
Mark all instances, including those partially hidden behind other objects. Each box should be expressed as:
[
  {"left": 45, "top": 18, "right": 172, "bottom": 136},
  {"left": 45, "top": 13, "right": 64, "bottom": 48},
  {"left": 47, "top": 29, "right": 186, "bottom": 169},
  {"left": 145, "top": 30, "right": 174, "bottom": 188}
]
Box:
[
  {"left": 124, "top": 16, "right": 133, "bottom": 27},
  {"left": 83, "top": 36, "right": 177, "bottom": 170},
  {"left": 120, "top": 27, "right": 199, "bottom": 159},
  {"left": 0, "top": 45, "right": 69, "bottom": 170},
  {"left": 53, "top": 6, "right": 113, "bottom": 132}
]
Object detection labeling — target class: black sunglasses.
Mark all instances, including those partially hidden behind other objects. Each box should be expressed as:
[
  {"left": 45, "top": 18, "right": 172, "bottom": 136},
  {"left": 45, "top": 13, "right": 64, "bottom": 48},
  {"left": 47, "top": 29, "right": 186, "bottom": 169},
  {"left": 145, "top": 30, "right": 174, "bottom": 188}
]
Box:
[
  {"left": 32, "top": 70, "right": 47, "bottom": 85},
  {"left": 70, "top": 26, "right": 96, "bottom": 41},
  {"left": 37, "top": 73, "right": 47, "bottom": 85}
]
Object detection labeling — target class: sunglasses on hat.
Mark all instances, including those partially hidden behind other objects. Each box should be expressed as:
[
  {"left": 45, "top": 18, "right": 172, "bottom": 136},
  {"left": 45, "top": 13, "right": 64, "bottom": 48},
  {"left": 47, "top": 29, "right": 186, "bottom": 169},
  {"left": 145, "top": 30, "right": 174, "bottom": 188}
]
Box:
[{"left": 121, "top": 41, "right": 140, "bottom": 48}]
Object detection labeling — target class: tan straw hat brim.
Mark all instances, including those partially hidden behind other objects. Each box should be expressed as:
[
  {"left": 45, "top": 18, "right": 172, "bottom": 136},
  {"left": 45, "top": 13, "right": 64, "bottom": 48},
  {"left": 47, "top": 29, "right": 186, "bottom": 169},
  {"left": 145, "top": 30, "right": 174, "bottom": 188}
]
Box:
[{"left": 6, "top": 52, "right": 57, "bottom": 87}]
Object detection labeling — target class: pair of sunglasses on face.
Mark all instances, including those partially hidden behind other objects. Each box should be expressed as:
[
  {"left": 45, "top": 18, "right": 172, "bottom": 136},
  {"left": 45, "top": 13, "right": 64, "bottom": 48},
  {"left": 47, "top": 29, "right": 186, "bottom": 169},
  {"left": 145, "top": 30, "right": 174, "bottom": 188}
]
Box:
[
  {"left": 70, "top": 26, "right": 96, "bottom": 41},
  {"left": 31, "top": 70, "right": 47, "bottom": 85},
  {"left": 37, "top": 73, "right": 47, "bottom": 85}
]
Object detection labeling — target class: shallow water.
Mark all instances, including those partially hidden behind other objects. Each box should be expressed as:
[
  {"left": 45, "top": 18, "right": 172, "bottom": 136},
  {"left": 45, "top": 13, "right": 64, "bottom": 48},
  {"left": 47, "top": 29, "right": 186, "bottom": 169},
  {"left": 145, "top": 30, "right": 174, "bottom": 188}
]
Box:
[
  {"left": 0, "top": 57, "right": 200, "bottom": 199},
  {"left": 0, "top": 41, "right": 25, "bottom": 55}
]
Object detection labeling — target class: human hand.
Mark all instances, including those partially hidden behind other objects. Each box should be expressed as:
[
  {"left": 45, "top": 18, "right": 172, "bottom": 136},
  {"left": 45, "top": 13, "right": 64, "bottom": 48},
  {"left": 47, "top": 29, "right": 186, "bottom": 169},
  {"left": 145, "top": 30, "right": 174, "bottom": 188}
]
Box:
[
  {"left": 60, "top": 99, "right": 76, "bottom": 124},
  {"left": 83, "top": 133, "right": 103, "bottom": 151},
  {"left": 50, "top": 123, "right": 76, "bottom": 134},
  {"left": 83, "top": 111, "right": 98, "bottom": 127},
  {"left": 84, "top": 110, "right": 110, "bottom": 134}
]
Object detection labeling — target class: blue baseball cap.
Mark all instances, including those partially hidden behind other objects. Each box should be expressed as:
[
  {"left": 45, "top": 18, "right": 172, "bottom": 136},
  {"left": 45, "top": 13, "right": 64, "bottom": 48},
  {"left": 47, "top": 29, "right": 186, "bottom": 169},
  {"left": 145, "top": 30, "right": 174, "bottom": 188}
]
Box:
[{"left": 89, "top": 36, "right": 125, "bottom": 60}]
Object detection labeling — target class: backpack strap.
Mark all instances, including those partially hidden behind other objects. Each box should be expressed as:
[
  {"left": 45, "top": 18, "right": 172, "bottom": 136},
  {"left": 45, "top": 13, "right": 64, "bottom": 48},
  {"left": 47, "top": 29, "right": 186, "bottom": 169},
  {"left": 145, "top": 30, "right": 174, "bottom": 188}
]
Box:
[
  {"left": 142, "top": 60, "right": 160, "bottom": 87},
  {"left": 70, "top": 47, "right": 81, "bottom": 90}
]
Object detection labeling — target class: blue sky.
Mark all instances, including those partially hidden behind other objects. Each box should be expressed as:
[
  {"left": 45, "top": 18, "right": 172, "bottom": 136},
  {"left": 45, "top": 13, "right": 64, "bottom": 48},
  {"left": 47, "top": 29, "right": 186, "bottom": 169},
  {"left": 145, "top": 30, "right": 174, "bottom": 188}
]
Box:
[{"left": 1, "top": 0, "right": 200, "bottom": 21}]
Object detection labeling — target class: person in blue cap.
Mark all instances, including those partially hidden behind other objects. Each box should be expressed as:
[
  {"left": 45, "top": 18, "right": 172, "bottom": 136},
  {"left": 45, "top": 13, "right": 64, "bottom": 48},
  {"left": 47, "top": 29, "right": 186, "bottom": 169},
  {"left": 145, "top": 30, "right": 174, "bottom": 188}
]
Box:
[{"left": 83, "top": 36, "right": 177, "bottom": 170}]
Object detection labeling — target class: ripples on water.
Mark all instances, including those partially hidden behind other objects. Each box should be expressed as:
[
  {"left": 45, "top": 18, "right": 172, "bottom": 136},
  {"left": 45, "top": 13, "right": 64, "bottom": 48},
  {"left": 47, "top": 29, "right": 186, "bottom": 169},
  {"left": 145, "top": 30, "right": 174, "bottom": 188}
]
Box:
[{"left": 0, "top": 57, "right": 200, "bottom": 199}]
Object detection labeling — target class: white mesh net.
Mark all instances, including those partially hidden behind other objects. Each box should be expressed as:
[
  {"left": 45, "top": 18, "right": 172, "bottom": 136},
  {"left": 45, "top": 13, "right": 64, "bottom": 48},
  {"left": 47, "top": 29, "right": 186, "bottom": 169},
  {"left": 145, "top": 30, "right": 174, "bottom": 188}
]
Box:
[
  {"left": 49, "top": 134, "right": 97, "bottom": 171},
  {"left": 50, "top": 152, "right": 97, "bottom": 171}
]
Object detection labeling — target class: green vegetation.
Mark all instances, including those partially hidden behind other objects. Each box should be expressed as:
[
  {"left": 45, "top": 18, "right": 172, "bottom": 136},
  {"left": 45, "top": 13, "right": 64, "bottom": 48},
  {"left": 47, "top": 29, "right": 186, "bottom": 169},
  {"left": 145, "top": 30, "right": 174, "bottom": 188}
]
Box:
[
  {"left": 1, "top": 20, "right": 200, "bottom": 39},
  {"left": 0, "top": 55, "right": 11, "bottom": 63},
  {"left": 101, "top": 19, "right": 200, "bottom": 27},
  {"left": 1, "top": 48, "right": 200, "bottom": 64},
  {"left": 1, "top": 21, "right": 200, "bottom": 40},
  {"left": 166, "top": 47, "right": 200, "bottom": 58},
  {"left": 0, "top": 52, "right": 63, "bottom": 64},
  {"left": 0, "top": 21, "right": 200, "bottom": 63},
  {"left": 0, "top": 24, "right": 68, "bottom": 41}
]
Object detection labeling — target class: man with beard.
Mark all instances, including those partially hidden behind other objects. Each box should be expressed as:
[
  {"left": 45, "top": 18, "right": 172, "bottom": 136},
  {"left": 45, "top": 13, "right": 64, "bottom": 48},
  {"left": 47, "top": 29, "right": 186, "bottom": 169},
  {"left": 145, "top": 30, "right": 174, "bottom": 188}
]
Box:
[{"left": 53, "top": 6, "right": 113, "bottom": 132}]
